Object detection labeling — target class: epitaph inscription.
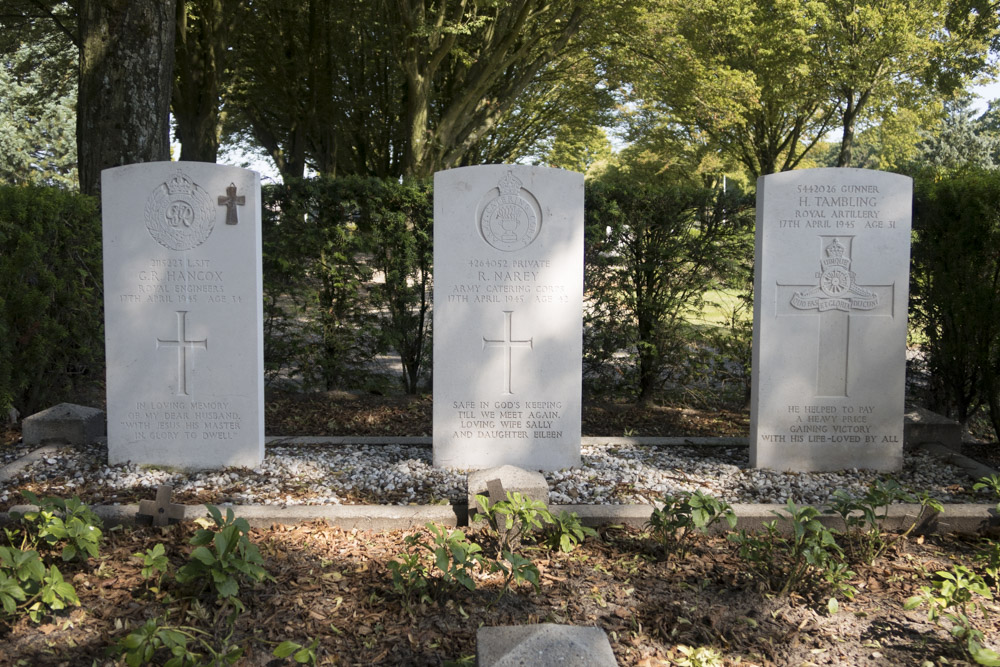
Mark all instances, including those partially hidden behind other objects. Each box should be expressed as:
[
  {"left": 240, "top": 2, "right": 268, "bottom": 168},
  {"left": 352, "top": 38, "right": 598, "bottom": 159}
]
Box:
[
  {"left": 103, "top": 162, "right": 264, "bottom": 470},
  {"left": 434, "top": 165, "right": 583, "bottom": 471},
  {"left": 751, "top": 168, "right": 911, "bottom": 472}
]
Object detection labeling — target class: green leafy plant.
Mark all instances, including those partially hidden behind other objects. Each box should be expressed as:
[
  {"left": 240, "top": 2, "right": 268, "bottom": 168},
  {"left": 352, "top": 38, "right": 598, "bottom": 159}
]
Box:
[
  {"left": 115, "top": 617, "right": 243, "bottom": 667},
  {"left": 544, "top": 510, "right": 598, "bottom": 553},
  {"left": 474, "top": 491, "right": 553, "bottom": 554},
  {"left": 646, "top": 490, "right": 737, "bottom": 559},
  {"left": 974, "top": 474, "right": 1000, "bottom": 513},
  {"left": 134, "top": 542, "right": 170, "bottom": 591},
  {"left": 904, "top": 565, "right": 1000, "bottom": 665},
  {"left": 388, "top": 523, "right": 485, "bottom": 609},
  {"left": 273, "top": 637, "right": 320, "bottom": 665},
  {"left": 975, "top": 540, "right": 1000, "bottom": 596},
  {"left": 174, "top": 505, "right": 270, "bottom": 611},
  {"left": 729, "top": 501, "right": 856, "bottom": 604},
  {"left": 0, "top": 546, "right": 79, "bottom": 622},
  {"left": 13, "top": 491, "right": 103, "bottom": 561},
  {"left": 827, "top": 478, "right": 942, "bottom": 565}
]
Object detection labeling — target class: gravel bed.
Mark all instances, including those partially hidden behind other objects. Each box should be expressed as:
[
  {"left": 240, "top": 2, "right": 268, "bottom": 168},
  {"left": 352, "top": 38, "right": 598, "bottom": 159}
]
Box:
[
  {"left": 0, "top": 440, "right": 993, "bottom": 508},
  {"left": 0, "top": 441, "right": 37, "bottom": 467}
]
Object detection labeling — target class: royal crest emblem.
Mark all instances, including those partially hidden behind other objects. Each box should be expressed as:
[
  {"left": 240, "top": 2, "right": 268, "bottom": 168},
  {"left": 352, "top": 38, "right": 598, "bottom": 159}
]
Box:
[
  {"left": 790, "top": 238, "right": 879, "bottom": 312},
  {"left": 144, "top": 173, "right": 216, "bottom": 251},
  {"left": 478, "top": 171, "right": 541, "bottom": 252}
]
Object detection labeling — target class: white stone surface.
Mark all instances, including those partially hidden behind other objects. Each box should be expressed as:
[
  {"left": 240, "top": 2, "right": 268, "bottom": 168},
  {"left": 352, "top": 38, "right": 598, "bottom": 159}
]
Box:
[
  {"left": 751, "top": 168, "right": 911, "bottom": 472},
  {"left": 433, "top": 165, "right": 583, "bottom": 470},
  {"left": 102, "top": 162, "right": 264, "bottom": 469}
]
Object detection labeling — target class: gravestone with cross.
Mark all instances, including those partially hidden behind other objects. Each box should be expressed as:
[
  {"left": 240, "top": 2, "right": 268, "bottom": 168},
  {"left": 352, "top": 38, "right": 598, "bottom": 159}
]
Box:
[
  {"left": 433, "top": 165, "right": 584, "bottom": 470},
  {"left": 102, "top": 162, "right": 264, "bottom": 469},
  {"left": 751, "top": 168, "right": 911, "bottom": 472}
]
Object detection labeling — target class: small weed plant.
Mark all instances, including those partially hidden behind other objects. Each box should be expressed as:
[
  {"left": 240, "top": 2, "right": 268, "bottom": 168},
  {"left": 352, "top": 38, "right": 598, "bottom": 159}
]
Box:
[
  {"left": 474, "top": 491, "right": 552, "bottom": 554},
  {"left": 115, "top": 616, "right": 244, "bottom": 666},
  {"left": 828, "top": 479, "right": 942, "bottom": 565},
  {"left": 905, "top": 565, "right": 1000, "bottom": 665},
  {"left": 0, "top": 493, "right": 102, "bottom": 624},
  {"left": 646, "top": 490, "right": 736, "bottom": 559},
  {"left": 273, "top": 637, "right": 320, "bottom": 665},
  {"left": 175, "top": 505, "right": 271, "bottom": 612},
  {"left": 544, "top": 510, "right": 598, "bottom": 553},
  {"left": 974, "top": 474, "right": 1000, "bottom": 513},
  {"left": 729, "top": 501, "right": 856, "bottom": 605},
  {"left": 388, "top": 523, "right": 485, "bottom": 608},
  {"left": 13, "top": 491, "right": 103, "bottom": 561}
]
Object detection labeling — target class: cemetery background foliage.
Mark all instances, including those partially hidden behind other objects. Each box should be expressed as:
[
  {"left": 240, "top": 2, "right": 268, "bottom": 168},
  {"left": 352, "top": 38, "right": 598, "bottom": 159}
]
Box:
[{"left": 6, "top": 170, "right": 1000, "bottom": 441}]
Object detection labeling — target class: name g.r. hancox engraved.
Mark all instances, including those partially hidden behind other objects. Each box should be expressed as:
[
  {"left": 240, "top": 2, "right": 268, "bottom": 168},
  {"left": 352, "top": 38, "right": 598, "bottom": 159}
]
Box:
[
  {"left": 145, "top": 172, "right": 216, "bottom": 251},
  {"left": 478, "top": 171, "right": 542, "bottom": 252}
]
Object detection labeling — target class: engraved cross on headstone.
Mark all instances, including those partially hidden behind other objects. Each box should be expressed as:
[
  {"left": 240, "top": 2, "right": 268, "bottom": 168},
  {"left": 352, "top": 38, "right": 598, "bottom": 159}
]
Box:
[
  {"left": 218, "top": 182, "right": 245, "bottom": 225},
  {"left": 482, "top": 310, "right": 533, "bottom": 395},
  {"left": 157, "top": 310, "right": 207, "bottom": 396},
  {"left": 137, "top": 485, "right": 187, "bottom": 526},
  {"left": 776, "top": 236, "right": 894, "bottom": 396}
]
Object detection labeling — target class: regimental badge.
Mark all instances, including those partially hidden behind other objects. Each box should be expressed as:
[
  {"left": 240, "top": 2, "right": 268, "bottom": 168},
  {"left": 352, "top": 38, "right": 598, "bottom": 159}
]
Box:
[
  {"left": 790, "top": 238, "right": 879, "bottom": 312},
  {"left": 478, "top": 171, "right": 542, "bottom": 252},
  {"left": 144, "top": 173, "right": 216, "bottom": 251}
]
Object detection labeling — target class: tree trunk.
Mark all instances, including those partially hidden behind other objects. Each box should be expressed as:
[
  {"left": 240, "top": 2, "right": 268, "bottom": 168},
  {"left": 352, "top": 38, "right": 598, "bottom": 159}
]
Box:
[
  {"left": 173, "top": 0, "right": 231, "bottom": 163},
  {"left": 78, "top": 0, "right": 177, "bottom": 196}
]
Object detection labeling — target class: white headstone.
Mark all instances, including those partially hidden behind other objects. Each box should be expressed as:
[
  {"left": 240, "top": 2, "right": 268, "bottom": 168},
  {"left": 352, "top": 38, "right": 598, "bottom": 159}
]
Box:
[
  {"left": 433, "top": 165, "right": 583, "bottom": 470},
  {"left": 751, "top": 168, "right": 911, "bottom": 472},
  {"left": 102, "top": 162, "right": 264, "bottom": 469}
]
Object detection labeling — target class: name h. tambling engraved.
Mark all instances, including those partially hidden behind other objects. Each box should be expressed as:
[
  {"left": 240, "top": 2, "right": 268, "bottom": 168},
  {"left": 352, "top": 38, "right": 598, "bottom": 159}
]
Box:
[
  {"left": 156, "top": 311, "right": 208, "bottom": 396},
  {"left": 776, "top": 237, "right": 894, "bottom": 397},
  {"left": 217, "top": 182, "right": 245, "bottom": 225},
  {"left": 482, "top": 310, "right": 533, "bottom": 395}
]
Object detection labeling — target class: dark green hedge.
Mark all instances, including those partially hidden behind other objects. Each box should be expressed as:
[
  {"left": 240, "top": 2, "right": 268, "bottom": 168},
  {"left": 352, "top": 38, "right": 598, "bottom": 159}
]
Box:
[
  {"left": 911, "top": 168, "right": 1000, "bottom": 438},
  {"left": 0, "top": 186, "right": 103, "bottom": 418},
  {"left": 262, "top": 177, "right": 432, "bottom": 393}
]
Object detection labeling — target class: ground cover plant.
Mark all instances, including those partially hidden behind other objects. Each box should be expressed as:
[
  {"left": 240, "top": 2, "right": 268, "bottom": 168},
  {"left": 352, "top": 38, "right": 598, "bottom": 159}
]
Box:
[{"left": 0, "top": 485, "right": 999, "bottom": 665}]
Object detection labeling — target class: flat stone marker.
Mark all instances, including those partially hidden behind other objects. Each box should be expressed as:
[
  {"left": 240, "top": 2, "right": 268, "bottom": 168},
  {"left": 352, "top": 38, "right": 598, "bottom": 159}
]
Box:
[
  {"left": 751, "top": 168, "right": 911, "bottom": 472},
  {"left": 23, "top": 403, "right": 105, "bottom": 446},
  {"left": 467, "top": 464, "right": 549, "bottom": 516},
  {"left": 477, "top": 624, "right": 618, "bottom": 667},
  {"left": 137, "top": 485, "right": 188, "bottom": 526},
  {"left": 433, "top": 165, "right": 583, "bottom": 470},
  {"left": 102, "top": 162, "right": 264, "bottom": 469}
]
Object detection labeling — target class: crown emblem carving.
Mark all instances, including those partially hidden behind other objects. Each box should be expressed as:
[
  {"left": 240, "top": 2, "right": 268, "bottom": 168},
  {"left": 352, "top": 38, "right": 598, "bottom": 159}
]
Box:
[
  {"left": 166, "top": 173, "right": 195, "bottom": 196},
  {"left": 497, "top": 171, "right": 522, "bottom": 196}
]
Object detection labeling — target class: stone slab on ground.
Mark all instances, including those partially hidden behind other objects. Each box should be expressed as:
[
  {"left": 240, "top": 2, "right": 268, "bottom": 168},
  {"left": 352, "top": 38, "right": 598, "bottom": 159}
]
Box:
[
  {"left": 467, "top": 465, "right": 549, "bottom": 517},
  {"left": 477, "top": 624, "right": 617, "bottom": 667},
  {"left": 22, "top": 403, "right": 105, "bottom": 446},
  {"left": 905, "top": 407, "right": 962, "bottom": 451}
]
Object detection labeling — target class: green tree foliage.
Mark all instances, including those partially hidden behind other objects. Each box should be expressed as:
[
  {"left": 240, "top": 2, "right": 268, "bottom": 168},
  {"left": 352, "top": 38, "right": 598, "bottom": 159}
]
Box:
[
  {"left": 226, "top": 0, "right": 629, "bottom": 180},
  {"left": 913, "top": 97, "right": 1000, "bottom": 170},
  {"left": 583, "top": 173, "right": 754, "bottom": 401},
  {"left": 0, "top": 186, "right": 103, "bottom": 417},
  {"left": 0, "top": 2, "right": 77, "bottom": 187},
  {"left": 623, "top": 0, "right": 996, "bottom": 180},
  {"left": 624, "top": 0, "right": 836, "bottom": 179},
  {"left": 910, "top": 169, "right": 1000, "bottom": 438},
  {"left": 816, "top": 0, "right": 997, "bottom": 168}
]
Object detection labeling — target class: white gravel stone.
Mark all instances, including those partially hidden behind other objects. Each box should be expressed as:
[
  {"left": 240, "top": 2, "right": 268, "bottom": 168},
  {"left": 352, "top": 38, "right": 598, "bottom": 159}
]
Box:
[{"left": 0, "top": 440, "right": 992, "bottom": 508}]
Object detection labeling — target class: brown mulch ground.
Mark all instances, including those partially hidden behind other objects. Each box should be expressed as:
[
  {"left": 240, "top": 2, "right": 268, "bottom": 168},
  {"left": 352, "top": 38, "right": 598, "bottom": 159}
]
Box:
[
  {"left": 263, "top": 390, "right": 751, "bottom": 439},
  {"left": 2, "top": 392, "right": 1000, "bottom": 664},
  {"left": 1, "top": 521, "right": 998, "bottom": 666}
]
